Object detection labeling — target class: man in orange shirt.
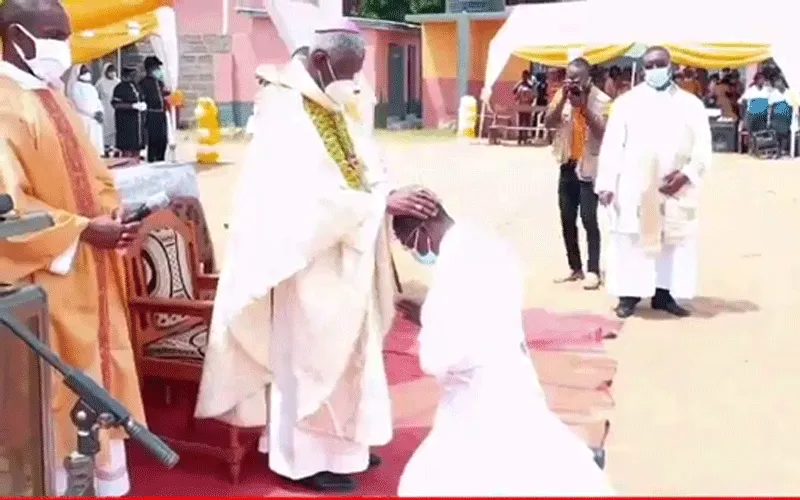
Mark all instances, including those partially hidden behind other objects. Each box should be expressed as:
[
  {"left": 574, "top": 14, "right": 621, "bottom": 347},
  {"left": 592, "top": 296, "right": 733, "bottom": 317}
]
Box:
[
  {"left": 544, "top": 58, "right": 610, "bottom": 290},
  {"left": 677, "top": 67, "right": 703, "bottom": 97}
]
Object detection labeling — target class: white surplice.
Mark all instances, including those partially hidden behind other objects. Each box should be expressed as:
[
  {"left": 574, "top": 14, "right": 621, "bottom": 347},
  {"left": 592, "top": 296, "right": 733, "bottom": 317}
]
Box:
[
  {"left": 595, "top": 83, "right": 712, "bottom": 300},
  {"left": 194, "top": 56, "right": 396, "bottom": 480},
  {"left": 66, "top": 67, "right": 104, "bottom": 156},
  {"left": 95, "top": 63, "right": 119, "bottom": 148},
  {"left": 398, "top": 223, "right": 614, "bottom": 497}
]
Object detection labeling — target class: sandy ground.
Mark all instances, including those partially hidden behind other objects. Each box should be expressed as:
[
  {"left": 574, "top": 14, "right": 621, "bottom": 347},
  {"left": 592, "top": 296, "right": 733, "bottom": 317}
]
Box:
[{"left": 179, "top": 132, "right": 800, "bottom": 495}]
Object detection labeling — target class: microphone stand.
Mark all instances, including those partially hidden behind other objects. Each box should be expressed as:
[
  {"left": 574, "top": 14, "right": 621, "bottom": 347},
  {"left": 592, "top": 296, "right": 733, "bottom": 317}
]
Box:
[{"left": 0, "top": 308, "right": 179, "bottom": 497}]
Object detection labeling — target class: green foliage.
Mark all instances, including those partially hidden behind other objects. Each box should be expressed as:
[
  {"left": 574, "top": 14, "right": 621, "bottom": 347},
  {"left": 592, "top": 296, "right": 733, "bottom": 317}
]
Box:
[{"left": 358, "top": 0, "right": 444, "bottom": 22}]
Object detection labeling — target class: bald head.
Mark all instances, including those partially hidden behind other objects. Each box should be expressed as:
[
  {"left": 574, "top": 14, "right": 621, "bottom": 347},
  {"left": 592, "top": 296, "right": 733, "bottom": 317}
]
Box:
[
  {"left": 0, "top": 0, "right": 68, "bottom": 32},
  {"left": 642, "top": 45, "right": 671, "bottom": 69},
  {"left": 565, "top": 57, "right": 591, "bottom": 91},
  {"left": 1, "top": 0, "right": 70, "bottom": 78}
]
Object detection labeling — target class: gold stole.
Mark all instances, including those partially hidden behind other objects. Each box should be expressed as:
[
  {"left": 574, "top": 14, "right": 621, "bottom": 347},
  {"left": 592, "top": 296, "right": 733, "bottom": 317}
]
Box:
[
  {"left": 302, "top": 97, "right": 365, "bottom": 191},
  {"left": 639, "top": 154, "right": 664, "bottom": 256}
]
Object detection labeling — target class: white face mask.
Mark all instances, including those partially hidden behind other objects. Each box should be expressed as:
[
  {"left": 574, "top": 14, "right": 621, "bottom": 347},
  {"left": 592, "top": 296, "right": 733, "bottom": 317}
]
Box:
[
  {"left": 78, "top": 72, "right": 91, "bottom": 82},
  {"left": 644, "top": 66, "right": 672, "bottom": 90},
  {"left": 322, "top": 60, "right": 361, "bottom": 106},
  {"left": 12, "top": 24, "right": 72, "bottom": 86}
]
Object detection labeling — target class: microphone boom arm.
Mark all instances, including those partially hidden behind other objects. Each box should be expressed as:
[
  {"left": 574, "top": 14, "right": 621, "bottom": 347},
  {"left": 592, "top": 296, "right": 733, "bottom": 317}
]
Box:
[{"left": 0, "top": 310, "right": 179, "bottom": 479}]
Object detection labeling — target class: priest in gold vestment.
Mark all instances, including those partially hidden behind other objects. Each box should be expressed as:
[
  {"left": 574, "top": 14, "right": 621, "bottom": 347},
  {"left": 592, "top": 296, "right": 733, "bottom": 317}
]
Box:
[
  {"left": 0, "top": 0, "right": 145, "bottom": 495},
  {"left": 194, "top": 21, "right": 440, "bottom": 493}
]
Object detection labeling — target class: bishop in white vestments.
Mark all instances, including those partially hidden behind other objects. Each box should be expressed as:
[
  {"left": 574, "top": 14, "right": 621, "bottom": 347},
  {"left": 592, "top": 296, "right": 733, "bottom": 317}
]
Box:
[
  {"left": 193, "top": 20, "right": 440, "bottom": 493},
  {"left": 391, "top": 208, "right": 615, "bottom": 496},
  {"left": 595, "top": 46, "right": 712, "bottom": 319}
]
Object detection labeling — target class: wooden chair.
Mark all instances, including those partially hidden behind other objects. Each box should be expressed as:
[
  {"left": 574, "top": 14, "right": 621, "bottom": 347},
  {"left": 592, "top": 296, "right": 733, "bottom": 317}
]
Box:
[
  {"left": 168, "top": 196, "right": 217, "bottom": 274},
  {"left": 122, "top": 209, "right": 252, "bottom": 484}
]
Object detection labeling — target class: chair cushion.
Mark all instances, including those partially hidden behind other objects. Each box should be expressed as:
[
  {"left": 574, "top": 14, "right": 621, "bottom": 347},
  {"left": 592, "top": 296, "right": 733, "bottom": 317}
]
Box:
[
  {"left": 142, "top": 228, "right": 196, "bottom": 329},
  {"left": 144, "top": 322, "right": 208, "bottom": 363}
]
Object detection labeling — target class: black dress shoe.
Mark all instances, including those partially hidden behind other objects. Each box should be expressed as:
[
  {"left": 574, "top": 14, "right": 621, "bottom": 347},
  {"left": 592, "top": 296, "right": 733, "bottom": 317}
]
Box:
[
  {"left": 614, "top": 297, "right": 640, "bottom": 318},
  {"left": 368, "top": 453, "right": 382, "bottom": 468},
  {"left": 294, "top": 472, "right": 357, "bottom": 493},
  {"left": 651, "top": 297, "right": 691, "bottom": 317}
]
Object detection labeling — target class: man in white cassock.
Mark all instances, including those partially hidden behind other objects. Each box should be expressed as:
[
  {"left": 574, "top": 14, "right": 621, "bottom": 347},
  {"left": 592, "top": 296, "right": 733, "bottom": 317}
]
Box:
[
  {"left": 193, "top": 20, "right": 440, "bottom": 493},
  {"left": 391, "top": 206, "right": 615, "bottom": 496},
  {"left": 595, "top": 46, "right": 712, "bottom": 319}
]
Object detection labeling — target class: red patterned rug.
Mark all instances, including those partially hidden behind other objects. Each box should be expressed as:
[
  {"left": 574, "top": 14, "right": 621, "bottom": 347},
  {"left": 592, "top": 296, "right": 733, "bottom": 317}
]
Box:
[{"left": 128, "top": 309, "right": 620, "bottom": 496}]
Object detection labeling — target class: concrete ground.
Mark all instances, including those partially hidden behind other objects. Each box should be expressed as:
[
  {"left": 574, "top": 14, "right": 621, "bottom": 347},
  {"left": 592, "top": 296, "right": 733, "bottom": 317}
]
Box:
[{"left": 179, "top": 132, "right": 800, "bottom": 495}]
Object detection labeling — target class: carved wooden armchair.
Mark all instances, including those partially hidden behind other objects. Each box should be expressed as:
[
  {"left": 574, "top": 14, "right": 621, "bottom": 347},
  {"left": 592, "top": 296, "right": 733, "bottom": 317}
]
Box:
[{"left": 122, "top": 210, "right": 251, "bottom": 483}]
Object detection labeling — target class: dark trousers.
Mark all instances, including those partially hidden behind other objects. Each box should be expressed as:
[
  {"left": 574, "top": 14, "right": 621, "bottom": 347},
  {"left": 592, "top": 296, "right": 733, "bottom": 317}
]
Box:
[
  {"left": 558, "top": 162, "right": 600, "bottom": 274},
  {"left": 146, "top": 111, "right": 168, "bottom": 162}
]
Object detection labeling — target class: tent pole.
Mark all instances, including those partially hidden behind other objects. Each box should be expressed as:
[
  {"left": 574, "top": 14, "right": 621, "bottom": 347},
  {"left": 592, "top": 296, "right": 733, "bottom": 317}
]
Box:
[
  {"left": 222, "top": 0, "right": 230, "bottom": 35},
  {"left": 478, "top": 99, "right": 487, "bottom": 141}
]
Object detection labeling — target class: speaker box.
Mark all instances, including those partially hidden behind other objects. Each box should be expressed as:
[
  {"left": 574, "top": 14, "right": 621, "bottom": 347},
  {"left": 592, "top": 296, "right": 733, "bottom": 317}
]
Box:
[
  {"left": 709, "top": 120, "right": 737, "bottom": 153},
  {"left": 0, "top": 284, "right": 55, "bottom": 496}
]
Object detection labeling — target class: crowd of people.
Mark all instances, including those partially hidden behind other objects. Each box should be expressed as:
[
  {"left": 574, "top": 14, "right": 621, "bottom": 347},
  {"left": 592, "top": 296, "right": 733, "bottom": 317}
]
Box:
[
  {"left": 64, "top": 56, "right": 171, "bottom": 162},
  {"left": 514, "top": 61, "right": 794, "bottom": 156}
]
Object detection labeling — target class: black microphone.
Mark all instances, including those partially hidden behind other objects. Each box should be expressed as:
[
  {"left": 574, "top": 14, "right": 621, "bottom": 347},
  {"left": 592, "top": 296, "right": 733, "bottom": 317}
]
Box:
[
  {"left": 0, "top": 193, "right": 14, "bottom": 216},
  {"left": 0, "top": 311, "right": 180, "bottom": 469},
  {"left": 122, "top": 191, "right": 171, "bottom": 224}
]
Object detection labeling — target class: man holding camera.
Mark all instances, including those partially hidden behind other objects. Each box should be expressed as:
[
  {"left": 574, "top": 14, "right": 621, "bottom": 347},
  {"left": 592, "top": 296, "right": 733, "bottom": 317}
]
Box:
[{"left": 545, "top": 57, "right": 610, "bottom": 290}]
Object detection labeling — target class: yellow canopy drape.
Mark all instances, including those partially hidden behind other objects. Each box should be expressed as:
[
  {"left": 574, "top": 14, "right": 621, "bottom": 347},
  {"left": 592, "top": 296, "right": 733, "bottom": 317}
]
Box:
[
  {"left": 661, "top": 43, "right": 772, "bottom": 69},
  {"left": 513, "top": 44, "right": 634, "bottom": 67},
  {"left": 513, "top": 42, "right": 772, "bottom": 69},
  {"left": 63, "top": 0, "right": 172, "bottom": 31},
  {"left": 70, "top": 12, "right": 159, "bottom": 64}
]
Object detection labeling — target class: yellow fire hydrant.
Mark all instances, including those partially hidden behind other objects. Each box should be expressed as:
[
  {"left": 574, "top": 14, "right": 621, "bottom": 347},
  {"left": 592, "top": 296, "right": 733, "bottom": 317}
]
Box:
[{"left": 194, "top": 97, "right": 221, "bottom": 164}]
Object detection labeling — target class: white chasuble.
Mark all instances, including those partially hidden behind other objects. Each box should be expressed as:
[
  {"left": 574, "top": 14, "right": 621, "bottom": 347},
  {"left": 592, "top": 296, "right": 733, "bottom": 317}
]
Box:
[{"left": 194, "top": 57, "right": 396, "bottom": 479}]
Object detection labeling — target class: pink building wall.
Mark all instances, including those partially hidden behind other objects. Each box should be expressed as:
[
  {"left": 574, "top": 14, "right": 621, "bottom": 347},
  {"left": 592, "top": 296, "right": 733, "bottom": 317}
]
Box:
[{"left": 173, "top": 0, "right": 421, "bottom": 126}]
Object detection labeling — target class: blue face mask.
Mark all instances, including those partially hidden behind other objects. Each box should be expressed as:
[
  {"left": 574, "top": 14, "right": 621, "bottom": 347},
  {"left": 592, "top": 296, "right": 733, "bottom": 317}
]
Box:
[
  {"left": 408, "top": 227, "right": 438, "bottom": 266},
  {"left": 152, "top": 68, "right": 164, "bottom": 81},
  {"left": 413, "top": 250, "right": 438, "bottom": 266}
]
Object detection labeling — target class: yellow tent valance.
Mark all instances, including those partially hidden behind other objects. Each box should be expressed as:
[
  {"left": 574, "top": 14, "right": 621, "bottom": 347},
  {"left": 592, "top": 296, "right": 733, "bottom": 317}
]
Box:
[
  {"left": 64, "top": 0, "right": 172, "bottom": 32},
  {"left": 71, "top": 12, "right": 159, "bottom": 64},
  {"left": 662, "top": 43, "right": 772, "bottom": 69},
  {"left": 512, "top": 42, "right": 772, "bottom": 69},
  {"left": 513, "top": 44, "right": 634, "bottom": 67}
]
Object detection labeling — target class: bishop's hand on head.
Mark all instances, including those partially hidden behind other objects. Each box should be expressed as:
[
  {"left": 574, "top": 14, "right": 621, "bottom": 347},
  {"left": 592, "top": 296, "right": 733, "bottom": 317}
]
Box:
[{"left": 386, "top": 185, "right": 440, "bottom": 219}]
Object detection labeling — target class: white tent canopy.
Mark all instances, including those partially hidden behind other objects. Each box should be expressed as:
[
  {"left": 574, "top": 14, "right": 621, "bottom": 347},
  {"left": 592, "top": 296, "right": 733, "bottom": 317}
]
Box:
[
  {"left": 480, "top": 0, "right": 800, "bottom": 155},
  {"left": 482, "top": 0, "right": 800, "bottom": 99}
]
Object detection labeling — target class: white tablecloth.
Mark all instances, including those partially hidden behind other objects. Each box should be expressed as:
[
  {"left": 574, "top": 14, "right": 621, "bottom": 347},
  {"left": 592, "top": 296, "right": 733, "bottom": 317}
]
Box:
[{"left": 111, "top": 161, "right": 201, "bottom": 207}]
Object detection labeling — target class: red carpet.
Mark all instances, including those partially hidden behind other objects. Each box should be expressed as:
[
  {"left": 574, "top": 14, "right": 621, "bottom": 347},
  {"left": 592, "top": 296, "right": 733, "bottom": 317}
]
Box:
[{"left": 128, "top": 309, "right": 620, "bottom": 496}]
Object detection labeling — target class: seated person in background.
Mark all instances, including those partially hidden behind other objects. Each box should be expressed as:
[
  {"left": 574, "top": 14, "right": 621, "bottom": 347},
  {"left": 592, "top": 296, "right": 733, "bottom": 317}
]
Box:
[
  {"left": 714, "top": 75, "right": 738, "bottom": 119},
  {"left": 704, "top": 74, "right": 719, "bottom": 107},
  {"left": 604, "top": 65, "right": 620, "bottom": 98},
  {"left": 677, "top": 67, "right": 703, "bottom": 97},
  {"left": 513, "top": 70, "right": 535, "bottom": 144},
  {"left": 739, "top": 72, "right": 772, "bottom": 133},
  {"left": 393, "top": 206, "right": 614, "bottom": 497},
  {"left": 769, "top": 78, "right": 793, "bottom": 155},
  {"left": 730, "top": 69, "right": 745, "bottom": 99}
]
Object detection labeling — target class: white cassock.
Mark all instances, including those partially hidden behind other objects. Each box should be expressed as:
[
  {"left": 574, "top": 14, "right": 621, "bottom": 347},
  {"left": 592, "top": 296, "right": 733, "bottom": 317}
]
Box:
[
  {"left": 65, "top": 67, "right": 105, "bottom": 156},
  {"left": 398, "top": 223, "right": 614, "bottom": 497},
  {"left": 194, "top": 56, "right": 396, "bottom": 480},
  {"left": 595, "top": 84, "right": 712, "bottom": 300}
]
